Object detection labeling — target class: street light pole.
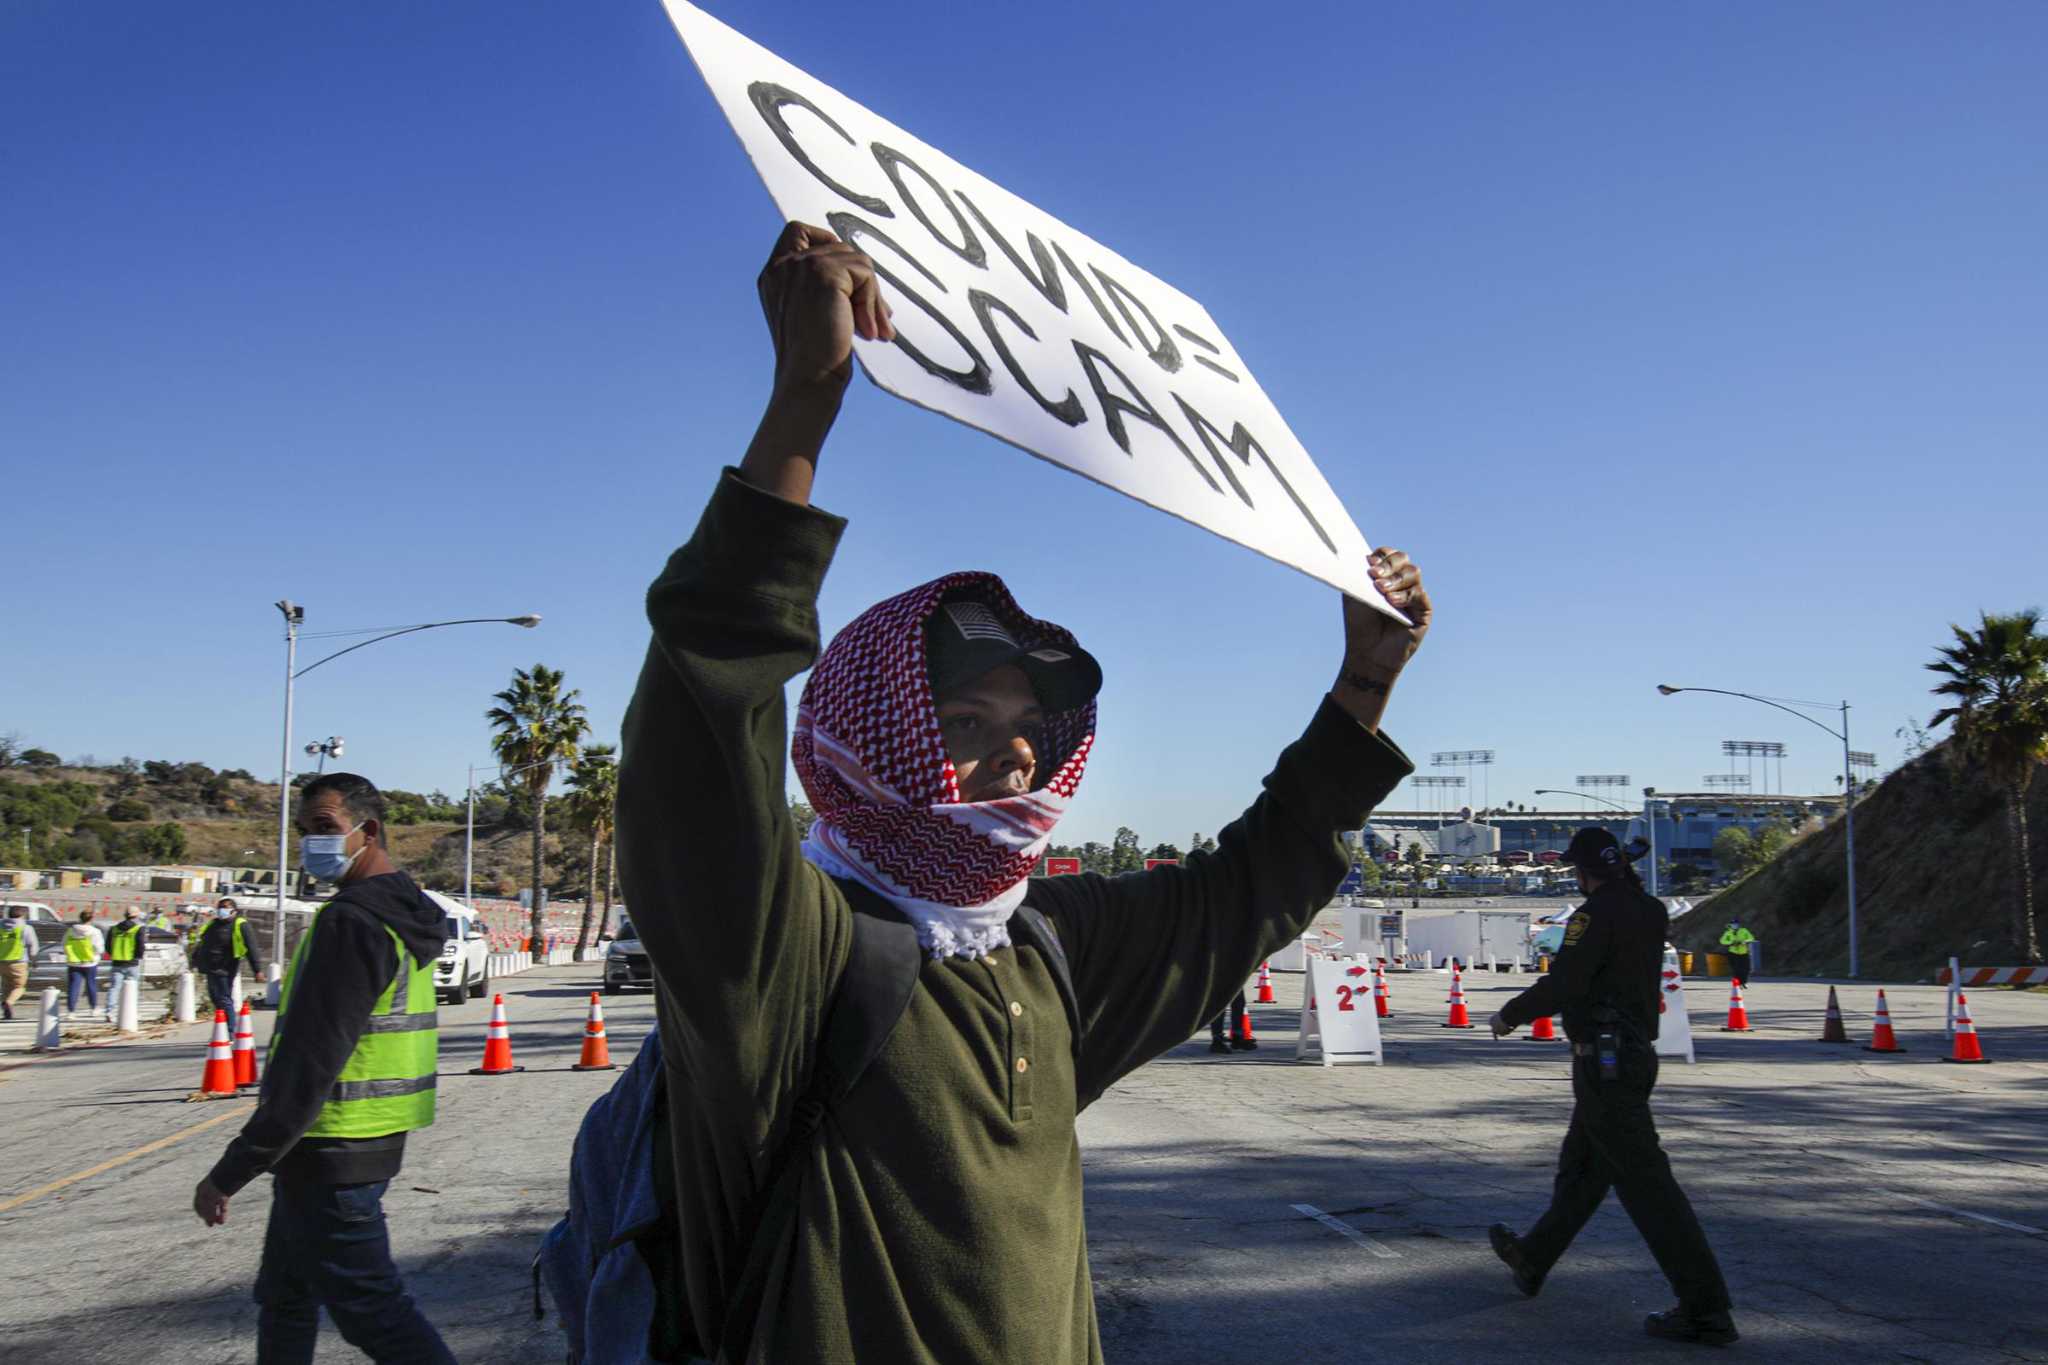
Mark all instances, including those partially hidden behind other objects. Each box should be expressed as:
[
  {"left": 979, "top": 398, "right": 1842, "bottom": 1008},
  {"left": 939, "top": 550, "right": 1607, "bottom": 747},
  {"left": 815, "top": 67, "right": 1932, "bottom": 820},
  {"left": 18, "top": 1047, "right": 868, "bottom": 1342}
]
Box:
[
  {"left": 1658, "top": 684, "right": 1860, "bottom": 977},
  {"left": 1643, "top": 787, "right": 1659, "bottom": 897},
  {"left": 273, "top": 601, "right": 303, "bottom": 967},
  {"left": 272, "top": 610, "right": 541, "bottom": 958}
]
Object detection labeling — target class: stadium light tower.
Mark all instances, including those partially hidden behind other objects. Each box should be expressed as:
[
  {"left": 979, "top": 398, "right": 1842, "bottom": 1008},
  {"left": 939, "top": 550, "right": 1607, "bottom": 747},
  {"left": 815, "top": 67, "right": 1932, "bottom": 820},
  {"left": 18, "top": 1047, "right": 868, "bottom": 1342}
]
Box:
[
  {"left": 1410, "top": 775, "right": 1466, "bottom": 829},
  {"left": 1431, "top": 750, "right": 1496, "bottom": 819},
  {"left": 1659, "top": 684, "right": 1861, "bottom": 978}
]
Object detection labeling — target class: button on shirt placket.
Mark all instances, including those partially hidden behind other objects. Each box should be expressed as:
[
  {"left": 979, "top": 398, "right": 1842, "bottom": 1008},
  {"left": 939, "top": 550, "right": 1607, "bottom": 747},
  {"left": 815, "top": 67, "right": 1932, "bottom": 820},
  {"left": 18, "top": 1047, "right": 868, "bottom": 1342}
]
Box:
[{"left": 984, "top": 956, "right": 1034, "bottom": 1123}]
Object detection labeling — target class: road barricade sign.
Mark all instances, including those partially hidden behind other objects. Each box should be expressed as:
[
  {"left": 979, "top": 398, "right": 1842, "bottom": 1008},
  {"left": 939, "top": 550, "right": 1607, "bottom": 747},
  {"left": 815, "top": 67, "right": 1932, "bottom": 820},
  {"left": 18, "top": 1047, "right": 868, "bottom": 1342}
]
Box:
[
  {"left": 1655, "top": 948, "right": 1697, "bottom": 1064},
  {"left": 1297, "top": 957, "right": 1384, "bottom": 1067}
]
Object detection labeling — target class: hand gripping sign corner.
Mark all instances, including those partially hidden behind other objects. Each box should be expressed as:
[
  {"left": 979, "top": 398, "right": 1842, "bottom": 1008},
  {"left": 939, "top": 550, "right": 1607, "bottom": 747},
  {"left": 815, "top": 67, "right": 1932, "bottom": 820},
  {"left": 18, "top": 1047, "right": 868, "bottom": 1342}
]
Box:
[{"left": 660, "top": 0, "right": 1400, "bottom": 616}]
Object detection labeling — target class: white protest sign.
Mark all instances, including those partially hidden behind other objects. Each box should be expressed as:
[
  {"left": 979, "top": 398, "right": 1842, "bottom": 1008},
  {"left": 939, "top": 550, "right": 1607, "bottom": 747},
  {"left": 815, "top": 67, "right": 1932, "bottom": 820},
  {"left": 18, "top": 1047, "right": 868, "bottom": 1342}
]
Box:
[
  {"left": 660, "top": 0, "right": 1393, "bottom": 612},
  {"left": 1298, "top": 957, "right": 1384, "bottom": 1066},
  {"left": 1655, "top": 948, "right": 1696, "bottom": 1064}
]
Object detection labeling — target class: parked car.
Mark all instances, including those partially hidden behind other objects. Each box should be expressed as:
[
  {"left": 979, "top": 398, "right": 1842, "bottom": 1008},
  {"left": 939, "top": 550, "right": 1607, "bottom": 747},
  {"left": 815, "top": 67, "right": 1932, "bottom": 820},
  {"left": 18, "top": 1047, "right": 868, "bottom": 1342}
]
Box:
[
  {"left": 424, "top": 891, "right": 491, "bottom": 1004},
  {"left": 603, "top": 916, "right": 651, "bottom": 995}
]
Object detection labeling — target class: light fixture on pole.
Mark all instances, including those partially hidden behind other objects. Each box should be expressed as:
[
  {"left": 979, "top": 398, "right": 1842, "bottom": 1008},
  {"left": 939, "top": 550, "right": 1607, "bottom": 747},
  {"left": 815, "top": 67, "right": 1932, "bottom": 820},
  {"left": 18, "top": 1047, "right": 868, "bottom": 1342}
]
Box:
[
  {"left": 1703, "top": 774, "right": 1750, "bottom": 789},
  {"left": 1720, "top": 739, "right": 1787, "bottom": 795},
  {"left": 273, "top": 609, "right": 542, "bottom": 963},
  {"left": 304, "top": 737, "right": 346, "bottom": 774},
  {"left": 1658, "top": 683, "right": 1861, "bottom": 977}
]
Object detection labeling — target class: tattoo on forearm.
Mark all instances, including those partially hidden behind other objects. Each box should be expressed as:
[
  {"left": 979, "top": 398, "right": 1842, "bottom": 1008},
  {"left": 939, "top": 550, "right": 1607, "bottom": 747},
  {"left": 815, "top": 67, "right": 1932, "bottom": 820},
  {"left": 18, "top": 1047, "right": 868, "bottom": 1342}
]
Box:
[{"left": 1341, "top": 672, "right": 1391, "bottom": 696}]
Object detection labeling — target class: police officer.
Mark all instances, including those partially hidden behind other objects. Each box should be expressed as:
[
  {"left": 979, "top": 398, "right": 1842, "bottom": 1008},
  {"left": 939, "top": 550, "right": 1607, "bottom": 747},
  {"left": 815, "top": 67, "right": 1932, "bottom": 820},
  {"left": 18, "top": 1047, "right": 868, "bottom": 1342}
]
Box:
[
  {"left": 192, "top": 772, "right": 455, "bottom": 1364},
  {"left": 1719, "top": 920, "right": 1756, "bottom": 985},
  {"left": 1484, "top": 827, "right": 1736, "bottom": 1346}
]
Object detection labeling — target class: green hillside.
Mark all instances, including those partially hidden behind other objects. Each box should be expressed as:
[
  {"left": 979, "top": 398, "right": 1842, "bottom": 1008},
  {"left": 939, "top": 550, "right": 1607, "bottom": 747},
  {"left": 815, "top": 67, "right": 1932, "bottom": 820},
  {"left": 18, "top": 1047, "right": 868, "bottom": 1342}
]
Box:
[{"left": 1673, "top": 742, "right": 2046, "bottom": 979}]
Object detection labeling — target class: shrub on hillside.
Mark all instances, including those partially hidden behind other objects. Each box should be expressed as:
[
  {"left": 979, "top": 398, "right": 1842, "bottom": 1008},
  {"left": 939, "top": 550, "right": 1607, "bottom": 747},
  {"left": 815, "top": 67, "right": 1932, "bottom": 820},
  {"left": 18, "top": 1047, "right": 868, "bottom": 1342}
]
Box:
[{"left": 106, "top": 797, "right": 153, "bottom": 822}]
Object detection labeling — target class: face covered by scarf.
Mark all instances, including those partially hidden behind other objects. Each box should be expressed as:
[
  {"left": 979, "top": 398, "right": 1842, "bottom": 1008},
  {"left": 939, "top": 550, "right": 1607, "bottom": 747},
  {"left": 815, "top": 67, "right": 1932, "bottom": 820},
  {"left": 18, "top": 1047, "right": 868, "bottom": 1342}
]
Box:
[{"left": 793, "top": 572, "right": 1096, "bottom": 960}]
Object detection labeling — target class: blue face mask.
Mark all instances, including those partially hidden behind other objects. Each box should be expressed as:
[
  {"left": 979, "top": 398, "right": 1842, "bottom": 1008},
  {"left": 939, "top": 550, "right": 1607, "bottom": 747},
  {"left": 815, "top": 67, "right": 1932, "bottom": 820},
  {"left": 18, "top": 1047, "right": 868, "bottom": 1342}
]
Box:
[{"left": 301, "top": 823, "right": 365, "bottom": 881}]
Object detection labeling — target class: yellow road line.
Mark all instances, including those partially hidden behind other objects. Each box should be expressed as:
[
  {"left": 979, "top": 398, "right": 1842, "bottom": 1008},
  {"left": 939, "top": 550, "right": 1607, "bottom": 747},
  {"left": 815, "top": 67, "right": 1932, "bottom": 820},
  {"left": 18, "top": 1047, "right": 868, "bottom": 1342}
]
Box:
[{"left": 0, "top": 1101, "right": 254, "bottom": 1215}]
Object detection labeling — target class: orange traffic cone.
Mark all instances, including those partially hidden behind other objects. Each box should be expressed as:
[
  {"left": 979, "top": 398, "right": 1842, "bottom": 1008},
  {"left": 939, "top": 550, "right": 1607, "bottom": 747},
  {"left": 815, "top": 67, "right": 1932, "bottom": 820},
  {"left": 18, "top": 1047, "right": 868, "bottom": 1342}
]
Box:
[
  {"left": 1944, "top": 992, "right": 1989, "bottom": 1064},
  {"left": 469, "top": 994, "right": 525, "bottom": 1075},
  {"left": 1529, "top": 1013, "right": 1560, "bottom": 1041},
  {"left": 233, "top": 1000, "right": 259, "bottom": 1090},
  {"left": 1443, "top": 971, "right": 1474, "bottom": 1029},
  {"left": 1819, "top": 986, "right": 1850, "bottom": 1044},
  {"left": 1863, "top": 989, "right": 1906, "bottom": 1053},
  {"left": 1255, "top": 961, "right": 1277, "bottom": 1004},
  {"left": 199, "top": 1010, "right": 237, "bottom": 1095},
  {"left": 1236, "top": 999, "right": 1258, "bottom": 1048},
  {"left": 1720, "top": 979, "right": 1755, "bottom": 1032},
  {"left": 1446, "top": 962, "right": 1463, "bottom": 1001},
  {"left": 572, "top": 992, "right": 616, "bottom": 1071},
  {"left": 1374, "top": 961, "right": 1393, "bottom": 1017}
]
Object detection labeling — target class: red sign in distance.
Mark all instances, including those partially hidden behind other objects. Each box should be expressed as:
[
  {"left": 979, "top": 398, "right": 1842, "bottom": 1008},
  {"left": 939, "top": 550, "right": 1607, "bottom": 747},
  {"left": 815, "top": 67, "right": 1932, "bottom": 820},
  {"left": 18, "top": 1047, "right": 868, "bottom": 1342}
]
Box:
[
  {"left": 1045, "top": 857, "right": 1082, "bottom": 877},
  {"left": 1144, "top": 858, "right": 1180, "bottom": 871}
]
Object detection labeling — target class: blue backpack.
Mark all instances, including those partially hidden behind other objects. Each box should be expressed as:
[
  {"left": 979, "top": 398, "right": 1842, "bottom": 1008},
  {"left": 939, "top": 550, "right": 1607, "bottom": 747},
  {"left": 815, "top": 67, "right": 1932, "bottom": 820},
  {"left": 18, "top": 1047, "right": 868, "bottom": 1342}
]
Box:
[{"left": 536, "top": 886, "right": 1079, "bottom": 1364}]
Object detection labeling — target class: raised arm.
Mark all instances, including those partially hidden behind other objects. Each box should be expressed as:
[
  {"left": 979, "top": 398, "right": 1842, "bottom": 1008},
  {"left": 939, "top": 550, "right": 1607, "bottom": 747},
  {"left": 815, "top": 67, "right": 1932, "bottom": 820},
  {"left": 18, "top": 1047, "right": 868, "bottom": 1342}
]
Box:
[
  {"left": 615, "top": 223, "right": 891, "bottom": 1090},
  {"left": 1033, "top": 553, "right": 1431, "bottom": 1104}
]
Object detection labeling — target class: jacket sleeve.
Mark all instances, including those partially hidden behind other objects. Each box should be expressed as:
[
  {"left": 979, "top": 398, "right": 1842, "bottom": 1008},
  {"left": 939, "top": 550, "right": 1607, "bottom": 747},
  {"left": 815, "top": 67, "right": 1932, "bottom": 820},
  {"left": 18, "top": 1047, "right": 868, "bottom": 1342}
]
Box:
[
  {"left": 241, "top": 921, "right": 266, "bottom": 974},
  {"left": 615, "top": 469, "right": 853, "bottom": 1109},
  {"left": 1029, "top": 699, "right": 1412, "bottom": 1107},
  {"left": 206, "top": 905, "right": 394, "bottom": 1196},
  {"left": 1501, "top": 905, "right": 1614, "bottom": 1027}
]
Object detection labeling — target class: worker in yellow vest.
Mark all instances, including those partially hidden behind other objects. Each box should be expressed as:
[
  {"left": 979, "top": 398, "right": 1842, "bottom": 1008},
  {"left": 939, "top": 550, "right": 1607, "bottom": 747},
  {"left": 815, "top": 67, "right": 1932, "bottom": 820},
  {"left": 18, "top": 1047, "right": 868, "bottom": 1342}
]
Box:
[
  {"left": 1719, "top": 920, "right": 1757, "bottom": 985},
  {"left": 191, "top": 897, "right": 266, "bottom": 1018},
  {"left": 106, "top": 906, "right": 149, "bottom": 1009},
  {"left": 63, "top": 908, "right": 107, "bottom": 1015},
  {"left": 194, "top": 772, "right": 454, "bottom": 1363},
  {"left": 1, "top": 906, "right": 36, "bottom": 1021}
]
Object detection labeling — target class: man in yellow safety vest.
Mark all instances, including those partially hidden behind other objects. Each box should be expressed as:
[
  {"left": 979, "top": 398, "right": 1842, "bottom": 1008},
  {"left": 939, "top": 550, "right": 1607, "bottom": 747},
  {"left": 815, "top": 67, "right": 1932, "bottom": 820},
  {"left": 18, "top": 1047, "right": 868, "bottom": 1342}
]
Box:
[
  {"left": 1719, "top": 920, "right": 1756, "bottom": 985},
  {"left": 1, "top": 906, "right": 35, "bottom": 1021},
  {"left": 63, "top": 908, "right": 106, "bottom": 1015},
  {"left": 193, "top": 772, "right": 455, "bottom": 1364}
]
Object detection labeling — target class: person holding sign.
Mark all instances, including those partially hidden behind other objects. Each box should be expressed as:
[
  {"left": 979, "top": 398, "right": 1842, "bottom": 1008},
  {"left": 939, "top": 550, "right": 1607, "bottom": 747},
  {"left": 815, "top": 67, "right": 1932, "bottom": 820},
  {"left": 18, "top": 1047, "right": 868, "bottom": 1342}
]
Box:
[
  {"left": 1484, "top": 828, "right": 1736, "bottom": 1347},
  {"left": 612, "top": 221, "right": 1428, "bottom": 1365}
]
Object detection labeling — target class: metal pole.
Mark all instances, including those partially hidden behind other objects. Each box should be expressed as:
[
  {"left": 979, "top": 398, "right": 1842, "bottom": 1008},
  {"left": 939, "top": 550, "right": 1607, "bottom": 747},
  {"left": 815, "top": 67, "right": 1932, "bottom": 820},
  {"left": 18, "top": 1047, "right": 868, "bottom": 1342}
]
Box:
[
  {"left": 1644, "top": 788, "right": 1659, "bottom": 897},
  {"left": 275, "top": 611, "right": 297, "bottom": 963},
  {"left": 1842, "top": 700, "right": 1859, "bottom": 978},
  {"left": 464, "top": 763, "right": 476, "bottom": 907}
]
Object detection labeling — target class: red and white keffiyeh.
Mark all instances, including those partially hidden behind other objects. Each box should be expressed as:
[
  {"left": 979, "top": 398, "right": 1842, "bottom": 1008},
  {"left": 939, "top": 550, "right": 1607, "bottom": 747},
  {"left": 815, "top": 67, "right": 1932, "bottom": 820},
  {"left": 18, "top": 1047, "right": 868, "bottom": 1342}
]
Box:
[{"left": 793, "top": 572, "right": 1095, "bottom": 959}]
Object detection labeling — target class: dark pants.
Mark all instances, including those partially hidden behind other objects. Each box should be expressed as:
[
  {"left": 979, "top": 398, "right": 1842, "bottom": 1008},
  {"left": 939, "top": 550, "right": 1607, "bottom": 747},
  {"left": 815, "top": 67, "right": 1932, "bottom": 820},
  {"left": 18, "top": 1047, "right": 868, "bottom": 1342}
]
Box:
[
  {"left": 1521, "top": 1048, "right": 1730, "bottom": 1313},
  {"left": 205, "top": 969, "right": 238, "bottom": 1018},
  {"left": 255, "top": 1175, "right": 455, "bottom": 1365},
  {"left": 66, "top": 964, "right": 99, "bottom": 1011},
  {"left": 1730, "top": 953, "right": 1750, "bottom": 985},
  {"left": 1209, "top": 991, "right": 1249, "bottom": 1043}
]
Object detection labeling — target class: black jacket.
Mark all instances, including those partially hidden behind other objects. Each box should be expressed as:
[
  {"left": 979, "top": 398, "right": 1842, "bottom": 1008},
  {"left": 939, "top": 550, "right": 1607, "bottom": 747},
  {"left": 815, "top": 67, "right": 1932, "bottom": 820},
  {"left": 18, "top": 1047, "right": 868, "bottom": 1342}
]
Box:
[
  {"left": 1500, "top": 879, "right": 1667, "bottom": 1044},
  {"left": 192, "top": 916, "right": 265, "bottom": 976},
  {"left": 207, "top": 872, "right": 447, "bottom": 1194}
]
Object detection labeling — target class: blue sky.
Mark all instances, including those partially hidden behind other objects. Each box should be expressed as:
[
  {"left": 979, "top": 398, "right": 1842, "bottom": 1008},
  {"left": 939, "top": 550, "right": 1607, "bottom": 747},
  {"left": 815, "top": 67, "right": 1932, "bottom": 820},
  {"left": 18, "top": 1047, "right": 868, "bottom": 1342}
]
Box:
[{"left": 5, "top": 1, "right": 2043, "bottom": 845}]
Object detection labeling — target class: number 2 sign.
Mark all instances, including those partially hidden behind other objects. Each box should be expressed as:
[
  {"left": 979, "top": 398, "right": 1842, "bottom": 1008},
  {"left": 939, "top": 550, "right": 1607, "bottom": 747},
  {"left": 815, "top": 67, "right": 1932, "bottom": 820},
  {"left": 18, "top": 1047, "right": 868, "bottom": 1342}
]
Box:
[{"left": 1298, "top": 958, "right": 1385, "bottom": 1067}]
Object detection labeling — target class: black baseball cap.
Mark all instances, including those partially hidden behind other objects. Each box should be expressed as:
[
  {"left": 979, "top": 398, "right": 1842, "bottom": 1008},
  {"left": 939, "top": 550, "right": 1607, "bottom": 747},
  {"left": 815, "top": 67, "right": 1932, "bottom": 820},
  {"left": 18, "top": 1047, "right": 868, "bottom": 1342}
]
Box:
[
  {"left": 1558, "top": 827, "right": 1626, "bottom": 871},
  {"left": 925, "top": 593, "right": 1102, "bottom": 712}
]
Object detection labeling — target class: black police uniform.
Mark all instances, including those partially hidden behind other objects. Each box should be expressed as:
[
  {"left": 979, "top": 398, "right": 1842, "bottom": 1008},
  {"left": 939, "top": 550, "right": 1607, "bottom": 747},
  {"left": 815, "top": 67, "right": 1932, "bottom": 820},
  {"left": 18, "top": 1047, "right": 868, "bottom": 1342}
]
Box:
[{"left": 1496, "top": 870, "right": 1733, "bottom": 1335}]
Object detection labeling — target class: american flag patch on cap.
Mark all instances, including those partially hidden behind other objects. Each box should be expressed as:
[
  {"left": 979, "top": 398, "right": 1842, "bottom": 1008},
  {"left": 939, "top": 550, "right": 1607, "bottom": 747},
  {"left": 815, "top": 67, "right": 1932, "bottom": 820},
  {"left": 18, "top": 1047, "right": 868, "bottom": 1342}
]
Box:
[{"left": 943, "top": 601, "right": 1020, "bottom": 647}]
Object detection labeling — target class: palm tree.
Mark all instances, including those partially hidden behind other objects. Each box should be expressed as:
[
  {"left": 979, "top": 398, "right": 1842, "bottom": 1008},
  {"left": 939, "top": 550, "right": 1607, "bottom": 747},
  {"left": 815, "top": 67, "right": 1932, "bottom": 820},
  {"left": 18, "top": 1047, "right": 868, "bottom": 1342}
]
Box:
[
  {"left": 565, "top": 743, "right": 619, "bottom": 962},
  {"left": 1929, "top": 610, "right": 2048, "bottom": 962},
  {"left": 486, "top": 665, "right": 590, "bottom": 964}
]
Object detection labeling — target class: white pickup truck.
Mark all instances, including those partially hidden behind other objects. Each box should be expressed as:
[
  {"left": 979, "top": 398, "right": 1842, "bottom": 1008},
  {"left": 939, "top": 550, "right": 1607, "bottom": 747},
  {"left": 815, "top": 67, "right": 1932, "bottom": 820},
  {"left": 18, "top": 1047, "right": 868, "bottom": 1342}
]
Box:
[{"left": 425, "top": 891, "right": 492, "bottom": 1004}]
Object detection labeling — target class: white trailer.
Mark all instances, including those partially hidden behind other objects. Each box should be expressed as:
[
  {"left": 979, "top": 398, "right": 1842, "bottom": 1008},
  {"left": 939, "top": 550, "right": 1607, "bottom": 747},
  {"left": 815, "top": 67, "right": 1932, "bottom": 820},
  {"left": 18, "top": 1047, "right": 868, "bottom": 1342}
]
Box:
[{"left": 1397, "top": 910, "right": 1534, "bottom": 969}]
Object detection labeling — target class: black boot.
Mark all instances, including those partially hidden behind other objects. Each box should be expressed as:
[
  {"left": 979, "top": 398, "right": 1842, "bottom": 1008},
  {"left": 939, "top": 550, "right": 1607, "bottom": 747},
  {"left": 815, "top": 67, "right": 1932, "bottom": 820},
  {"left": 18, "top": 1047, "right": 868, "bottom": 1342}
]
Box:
[
  {"left": 1645, "top": 1305, "right": 1739, "bottom": 1346},
  {"left": 1488, "top": 1224, "right": 1544, "bottom": 1298},
  {"left": 1231, "top": 1036, "right": 1258, "bottom": 1051},
  {"left": 1208, "top": 1037, "right": 1231, "bottom": 1054}
]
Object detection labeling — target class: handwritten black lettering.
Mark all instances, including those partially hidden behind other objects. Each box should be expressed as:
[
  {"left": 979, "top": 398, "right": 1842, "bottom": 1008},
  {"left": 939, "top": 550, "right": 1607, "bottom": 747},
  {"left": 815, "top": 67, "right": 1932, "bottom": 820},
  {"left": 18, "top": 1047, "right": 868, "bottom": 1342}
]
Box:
[
  {"left": 871, "top": 143, "right": 987, "bottom": 270},
  {"left": 1173, "top": 394, "right": 1337, "bottom": 553},
  {"left": 1054, "top": 244, "right": 1128, "bottom": 346},
  {"left": 970, "top": 290, "right": 1085, "bottom": 426},
  {"left": 827, "top": 211, "right": 992, "bottom": 395},
  {"left": 746, "top": 83, "right": 893, "bottom": 217},
  {"left": 1172, "top": 324, "right": 1239, "bottom": 383},
  {"left": 957, "top": 191, "right": 1068, "bottom": 314},
  {"left": 1091, "top": 267, "right": 1180, "bottom": 374},
  {"left": 1073, "top": 343, "right": 1220, "bottom": 492}
]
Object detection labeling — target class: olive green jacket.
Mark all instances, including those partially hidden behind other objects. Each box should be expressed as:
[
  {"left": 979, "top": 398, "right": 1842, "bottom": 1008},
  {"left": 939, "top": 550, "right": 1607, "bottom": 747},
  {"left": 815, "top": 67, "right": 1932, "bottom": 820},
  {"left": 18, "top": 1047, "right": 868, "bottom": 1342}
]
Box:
[{"left": 618, "top": 469, "right": 1412, "bottom": 1365}]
